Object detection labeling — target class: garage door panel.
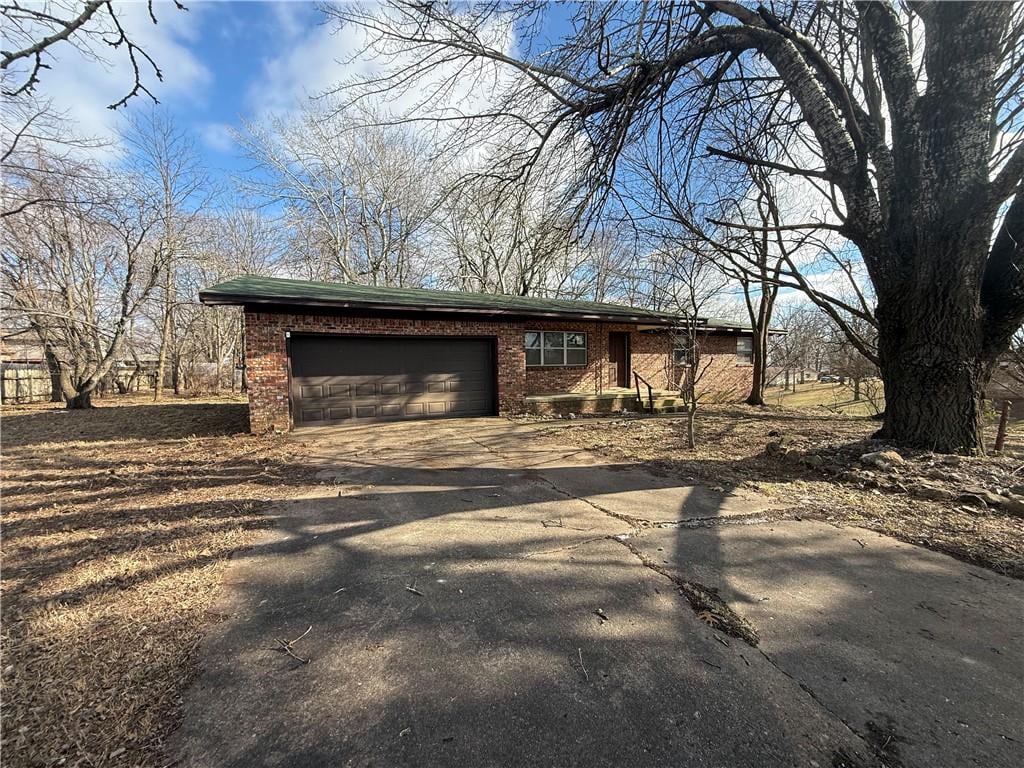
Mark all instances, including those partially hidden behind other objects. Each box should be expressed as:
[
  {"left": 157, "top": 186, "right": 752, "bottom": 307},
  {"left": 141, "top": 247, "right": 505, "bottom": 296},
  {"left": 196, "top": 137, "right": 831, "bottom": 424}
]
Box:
[
  {"left": 299, "top": 384, "right": 323, "bottom": 399},
  {"left": 290, "top": 336, "right": 496, "bottom": 427},
  {"left": 300, "top": 408, "right": 324, "bottom": 423}
]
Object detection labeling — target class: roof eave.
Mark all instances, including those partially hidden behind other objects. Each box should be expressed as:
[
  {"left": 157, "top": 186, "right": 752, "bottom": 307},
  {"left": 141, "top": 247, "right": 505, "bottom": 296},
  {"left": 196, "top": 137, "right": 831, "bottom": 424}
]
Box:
[{"left": 198, "top": 292, "right": 680, "bottom": 325}]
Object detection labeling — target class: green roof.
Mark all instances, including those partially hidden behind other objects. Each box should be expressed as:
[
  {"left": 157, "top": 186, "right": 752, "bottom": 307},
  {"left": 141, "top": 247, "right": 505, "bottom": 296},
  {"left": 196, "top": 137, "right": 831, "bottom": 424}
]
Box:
[
  {"left": 198, "top": 275, "right": 759, "bottom": 331},
  {"left": 200, "top": 275, "right": 688, "bottom": 324}
]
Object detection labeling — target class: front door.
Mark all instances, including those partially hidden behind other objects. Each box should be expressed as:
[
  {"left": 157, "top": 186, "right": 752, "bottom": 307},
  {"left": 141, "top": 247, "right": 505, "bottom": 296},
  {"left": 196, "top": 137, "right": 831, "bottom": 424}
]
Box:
[{"left": 608, "top": 332, "right": 630, "bottom": 387}]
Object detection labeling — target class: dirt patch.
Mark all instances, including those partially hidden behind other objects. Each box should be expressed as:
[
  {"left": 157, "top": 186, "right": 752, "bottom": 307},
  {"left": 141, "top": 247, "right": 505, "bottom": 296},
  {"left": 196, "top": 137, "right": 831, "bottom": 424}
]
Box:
[
  {"left": 1, "top": 395, "right": 321, "bottom": 768},
  {"left": 525, "top": 405, "right": 1024, "bottom": 578}
]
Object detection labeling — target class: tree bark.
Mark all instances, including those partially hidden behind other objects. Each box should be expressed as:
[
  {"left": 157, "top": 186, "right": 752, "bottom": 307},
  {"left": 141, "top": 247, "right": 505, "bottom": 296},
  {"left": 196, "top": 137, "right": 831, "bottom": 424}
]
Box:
[
  {"left": 41, "top": 343, "right": 64, "bottom": 402},
  {"left": 876, "top": 355, "right": 987, "bottom": 453},
  {"left": 153, "top": 267, "right": 173, "bottom": 401},
  {"left": 746, "top": 320, "right": 770, "bottom": 406},
  {"left": 66, "top": 389, "right": 94, "bottom": 409},
  {"left": 872, "top": 271, "right": 994, "bottom": 452}
]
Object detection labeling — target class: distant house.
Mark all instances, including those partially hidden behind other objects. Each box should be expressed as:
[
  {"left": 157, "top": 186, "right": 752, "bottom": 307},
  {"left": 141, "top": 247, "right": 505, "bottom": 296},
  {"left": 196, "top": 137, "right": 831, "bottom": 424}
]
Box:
[
  {"left": 987, "top": 364, "right": 1024, "bottom": 419},
  {"left": 199, "top": 276, "right": 757, "bottom": 432}
]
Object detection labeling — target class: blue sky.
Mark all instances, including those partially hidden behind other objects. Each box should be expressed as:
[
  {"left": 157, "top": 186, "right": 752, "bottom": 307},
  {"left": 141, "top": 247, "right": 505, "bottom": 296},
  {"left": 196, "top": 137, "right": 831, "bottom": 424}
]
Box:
[
  {"left": 31, "top": 1, "right": 580, "bottom": 195},
  {"left": 33, "top": 1, "right": 359, "bottom": 188},
  {"left": 18, "top": 1, "right": 858, "bottom": 308}
]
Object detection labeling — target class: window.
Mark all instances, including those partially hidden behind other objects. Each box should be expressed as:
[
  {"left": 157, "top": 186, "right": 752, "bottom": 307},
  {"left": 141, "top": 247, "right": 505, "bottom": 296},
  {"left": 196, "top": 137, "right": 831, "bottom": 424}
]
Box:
[
  {"left": 736, "top": 337, "right": 753, "bottom": 364},
  {"left": 673, "top": 338, "right": 695, "bottom": 366},
  {"left": 525, "top": 331, "right": 587, "bottom": 366}
]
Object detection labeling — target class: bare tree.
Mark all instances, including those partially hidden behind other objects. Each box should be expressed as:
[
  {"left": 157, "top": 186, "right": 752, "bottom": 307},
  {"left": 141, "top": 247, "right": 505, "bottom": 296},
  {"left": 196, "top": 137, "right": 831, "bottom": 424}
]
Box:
[
  {"left": 824, "top": 315, "right": 883, "bottom": 413},
  {"left": 1, "top": 0, "right": 187, "bottom": 109},
  {"left": 435, "top": 172, "right": 585, "bottom": 296},
  {"left": 180, "top": 210, "right": 284, "bottom": 393},
  {"left": 329, "top": 1, "right": 1024, "bottom": 453},
  {"left": 123, "top": 110, "right": 211, "bottom": 400},
  {"left": 1, "top": 155, "right": 164, "bottom": 408},
  {"left": 1, "top": 96, "right": 109, "bottom": 218},
  {"left": 768, "top": 304, "right": 830, "bottom": 392},
  {"left": 654, "top": 245, "right": 730, "bottom": 448},
  {"left": 238, "top": 105, "right": 441, "bottom": 287}
]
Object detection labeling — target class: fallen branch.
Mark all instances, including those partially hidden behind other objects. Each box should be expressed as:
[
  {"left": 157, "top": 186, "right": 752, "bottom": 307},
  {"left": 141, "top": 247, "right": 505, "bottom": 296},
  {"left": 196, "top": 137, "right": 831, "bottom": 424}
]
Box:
[{"left": 275, "top": 625, "right": 312, "bottom": 665}]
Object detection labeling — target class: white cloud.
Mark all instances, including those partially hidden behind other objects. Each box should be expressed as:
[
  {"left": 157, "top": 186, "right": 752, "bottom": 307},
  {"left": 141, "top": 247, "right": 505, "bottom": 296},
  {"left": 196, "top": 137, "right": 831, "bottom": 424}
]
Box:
[
  {"left": 245, "top": 9, "right": 377, "bottom": 118},
  {"left": 22, "top": 2, "right": 211, "bottom": 147},
  {"left": 245, "top": 4, "right": 515, "bottom": 124},
  {"left": 199, "top": 121, "right": 236, "bottom": 153}
]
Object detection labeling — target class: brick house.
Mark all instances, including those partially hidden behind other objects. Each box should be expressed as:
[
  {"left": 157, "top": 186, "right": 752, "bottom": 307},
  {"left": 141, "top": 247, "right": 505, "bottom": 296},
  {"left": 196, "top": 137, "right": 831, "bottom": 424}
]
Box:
[{"left": 199, "top": 276, "right": 757, "bottom": 432}]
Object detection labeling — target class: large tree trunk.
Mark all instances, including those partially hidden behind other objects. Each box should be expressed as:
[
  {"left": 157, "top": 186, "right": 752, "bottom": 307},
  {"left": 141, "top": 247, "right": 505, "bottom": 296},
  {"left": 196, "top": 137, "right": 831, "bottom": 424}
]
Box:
[
  {"left": 877, "top": 355, "right": 988, "bottom": 453},
  {"left": 153, "top": 268, "right": 173, "bottom": 401},
  {"left": 41, "top": 343, "right": 64, "bottom": 403},
  {"left": 873, "top": 250, "right": 994, "bottom": 453},
  {"left": 66, "top": 389, "right": 94, "bottom": 409}
]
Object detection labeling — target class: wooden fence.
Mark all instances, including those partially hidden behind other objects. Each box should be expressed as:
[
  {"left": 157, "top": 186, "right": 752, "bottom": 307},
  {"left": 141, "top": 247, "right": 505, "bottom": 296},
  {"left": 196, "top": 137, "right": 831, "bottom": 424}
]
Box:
[{"left": 1, "top": 364, "right": 52, "bottom": 404}]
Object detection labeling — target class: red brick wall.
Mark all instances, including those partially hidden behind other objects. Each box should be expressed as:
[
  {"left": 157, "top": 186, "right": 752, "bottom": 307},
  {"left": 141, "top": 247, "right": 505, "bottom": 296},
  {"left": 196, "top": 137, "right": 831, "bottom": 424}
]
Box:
[
  {"left": 697, "top": 334, "right": 752, "bottom": 402},
  {"left": 522, "top": 321, "right": 652, "bottom": 395},
  {"left": 622, "top": 331, "right": 752, "bottom": 401},
  {"left": 242, "top": 310, "right": 753, "bottom": 431},
  {"left": 244, "top": 311, "right": 525, "bottom": 432}
]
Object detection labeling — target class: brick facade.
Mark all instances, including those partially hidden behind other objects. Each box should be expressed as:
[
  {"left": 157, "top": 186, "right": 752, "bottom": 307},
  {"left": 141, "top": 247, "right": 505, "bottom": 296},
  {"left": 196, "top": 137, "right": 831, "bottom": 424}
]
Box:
[{"left": 243, "top": 309, "right": 752, "bottom": 432}]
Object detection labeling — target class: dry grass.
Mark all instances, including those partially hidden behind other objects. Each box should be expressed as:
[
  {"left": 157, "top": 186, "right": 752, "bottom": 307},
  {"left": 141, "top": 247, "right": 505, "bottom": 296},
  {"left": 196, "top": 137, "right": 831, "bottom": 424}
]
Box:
[
  {"left": 1, "top": 395, "right": 319, "bottom": 768},
  {"left": 3, "top": 394, "right": 1022, "bottom": 767},
  {"left": 530, "top": 404, "right": 1024, "bottom": 577},
  {"left": 766, "top": 380, "right": 884, "bottom": 416}
]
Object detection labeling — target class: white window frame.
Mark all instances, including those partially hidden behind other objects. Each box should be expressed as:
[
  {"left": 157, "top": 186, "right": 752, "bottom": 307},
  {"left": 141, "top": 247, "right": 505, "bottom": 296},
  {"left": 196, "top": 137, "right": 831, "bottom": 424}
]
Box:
[
  {"left": 736, "top": 336, "right": 754, "bottom": 364},
  {"left": 525, "top": 331, "right": 587, "bottom": 367},
  {"left": 673, "top": 337, "right": 695, "bottom": 366}
]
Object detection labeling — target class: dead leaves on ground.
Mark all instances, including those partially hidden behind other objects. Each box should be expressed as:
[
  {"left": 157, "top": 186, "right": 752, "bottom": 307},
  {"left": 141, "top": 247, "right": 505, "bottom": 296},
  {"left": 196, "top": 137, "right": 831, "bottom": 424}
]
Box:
[
  {"left": 539, "top": 405, "right": 1024, "bottom": 578},
  {"left": 1, "top": 395, "right": 319, "bottom": 767}
]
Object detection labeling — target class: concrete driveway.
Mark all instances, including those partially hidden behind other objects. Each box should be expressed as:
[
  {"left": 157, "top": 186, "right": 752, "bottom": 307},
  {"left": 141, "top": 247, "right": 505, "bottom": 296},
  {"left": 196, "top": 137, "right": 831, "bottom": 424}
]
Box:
[{"left": 172, "top": 418, "right": 1024, "bottom": 768}]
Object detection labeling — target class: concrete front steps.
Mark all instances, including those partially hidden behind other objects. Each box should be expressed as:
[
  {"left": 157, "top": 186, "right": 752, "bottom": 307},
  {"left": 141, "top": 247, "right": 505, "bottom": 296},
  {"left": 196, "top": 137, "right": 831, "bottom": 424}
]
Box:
[
  {"left": 523, "top": 389, "right": 688, "bottom": 417},
  {"left": 637, "top": 395, "right": 688, "bottom": 414}
]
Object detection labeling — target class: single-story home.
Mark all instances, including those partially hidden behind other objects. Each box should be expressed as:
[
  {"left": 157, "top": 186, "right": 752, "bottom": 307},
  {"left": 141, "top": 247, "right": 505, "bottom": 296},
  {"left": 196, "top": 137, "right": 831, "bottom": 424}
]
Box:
[{"left": 199, "top": 276, "right": 758, "bottom": 432}]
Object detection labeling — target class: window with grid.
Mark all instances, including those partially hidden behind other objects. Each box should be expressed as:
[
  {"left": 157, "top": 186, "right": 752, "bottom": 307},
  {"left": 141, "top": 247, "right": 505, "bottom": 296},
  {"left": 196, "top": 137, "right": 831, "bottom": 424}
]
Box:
[
  {"left": 736, "top": 337, "right": 753, "bottom": 364},
  {"left": 673, "top": 338, "right": 695, "bottom": 366},
  {"left": 524, "top": 331, "right": 587, "bottom": 366}
]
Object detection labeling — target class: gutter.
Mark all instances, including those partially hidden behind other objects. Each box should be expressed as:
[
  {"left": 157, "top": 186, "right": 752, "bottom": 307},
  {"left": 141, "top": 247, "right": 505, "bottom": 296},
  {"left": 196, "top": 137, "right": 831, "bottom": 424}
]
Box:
[{"left": 197, "top": 292, "right": 683, "bottom": 326}]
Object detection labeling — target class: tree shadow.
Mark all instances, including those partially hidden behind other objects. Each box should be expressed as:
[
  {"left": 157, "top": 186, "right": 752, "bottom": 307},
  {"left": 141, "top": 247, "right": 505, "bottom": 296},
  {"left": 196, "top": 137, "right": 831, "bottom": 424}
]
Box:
[
  {"left": 163, "top": 447, "right": 1021, "bottom": 768},
  {"left": 2, "top": 402, "right": 250, "bottom": 447},
  {"left": 5, "top": 405, "right": 1020, "bottom": 768},
  {"left": 167, "top": 470, "right": 881, "bottom": 768}
]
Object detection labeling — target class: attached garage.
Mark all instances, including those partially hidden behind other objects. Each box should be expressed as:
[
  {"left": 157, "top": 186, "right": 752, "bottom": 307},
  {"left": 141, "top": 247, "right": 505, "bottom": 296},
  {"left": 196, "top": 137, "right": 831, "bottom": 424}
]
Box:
[{"left": 288, "top": 335, "right": 496, "bottom": 427}]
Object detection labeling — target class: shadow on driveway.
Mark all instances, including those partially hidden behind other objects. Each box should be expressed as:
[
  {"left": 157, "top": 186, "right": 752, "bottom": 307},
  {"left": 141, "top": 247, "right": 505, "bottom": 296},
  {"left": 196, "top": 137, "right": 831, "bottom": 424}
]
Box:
[{"left": 170, "top": 419, "right": 1023, "bottom": 768}]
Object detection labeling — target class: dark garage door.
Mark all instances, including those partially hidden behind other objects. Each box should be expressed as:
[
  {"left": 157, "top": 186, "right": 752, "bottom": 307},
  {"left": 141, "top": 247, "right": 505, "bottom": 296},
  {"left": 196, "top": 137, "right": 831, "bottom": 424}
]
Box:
[{"left": 289, "top": 335, "right": 496, "bottom": 427}]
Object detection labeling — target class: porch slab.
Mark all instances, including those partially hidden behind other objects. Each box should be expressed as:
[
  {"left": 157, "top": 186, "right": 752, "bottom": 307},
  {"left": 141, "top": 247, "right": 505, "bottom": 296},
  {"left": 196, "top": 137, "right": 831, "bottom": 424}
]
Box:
[{"left": 524, "top": 388, "right": 683, "bottom": 416}]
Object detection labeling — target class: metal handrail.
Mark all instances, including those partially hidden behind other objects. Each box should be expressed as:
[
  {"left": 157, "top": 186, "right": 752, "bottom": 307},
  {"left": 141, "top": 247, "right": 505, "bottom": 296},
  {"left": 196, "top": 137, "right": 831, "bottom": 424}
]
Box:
[{"left": 633, "top": 371, "right": 654, "bottom": 412}]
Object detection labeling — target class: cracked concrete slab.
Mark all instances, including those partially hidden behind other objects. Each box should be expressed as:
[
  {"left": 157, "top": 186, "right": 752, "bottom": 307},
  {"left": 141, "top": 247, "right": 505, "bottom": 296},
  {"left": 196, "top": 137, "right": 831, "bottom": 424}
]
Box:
[
  {"left": 171, "top": 418, "right": 1019, "bottom": 768},
  {"left": 626, "top": 520, "right": 1024, "bottom": 768}
]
